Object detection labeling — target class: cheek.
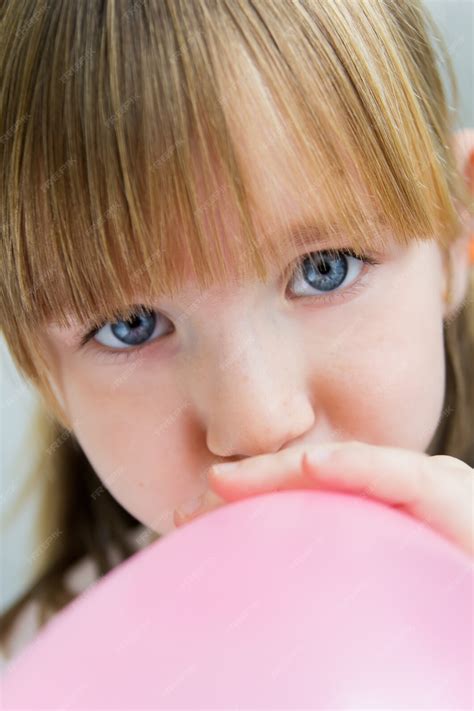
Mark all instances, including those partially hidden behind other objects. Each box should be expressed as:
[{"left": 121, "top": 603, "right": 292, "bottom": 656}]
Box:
[
  {"left": 304, "top": 274, "right": 445, "bottom": 451},
  {"left": 60, "top": 371, "right": 202, "bottom": 533}
]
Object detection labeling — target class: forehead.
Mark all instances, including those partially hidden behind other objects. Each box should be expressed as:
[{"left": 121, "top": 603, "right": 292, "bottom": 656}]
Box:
[
  {"left": 48, "top": 53, "right": 392, "bottom": 332},
  {"left": 191, "top": 131, "right": 375, "bottom": 275},
  {"left": 189, "top": 55, "right": 382, "bottom": 268}
]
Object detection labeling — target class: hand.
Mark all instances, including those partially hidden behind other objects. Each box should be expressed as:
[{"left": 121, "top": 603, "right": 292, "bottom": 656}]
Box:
[{"left": 173, "top": 441, "right": 474, "bottom": 558}]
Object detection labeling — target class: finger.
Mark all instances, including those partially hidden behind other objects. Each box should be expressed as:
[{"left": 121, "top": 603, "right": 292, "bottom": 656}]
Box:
[
  {"left": 208, "top": 441, "right": 439, "bottom": 504},
  {"left": 207, "top": 443, "right": 321, "bottom": 500},
  {"left": 173, "top": 488, "right": 225, "bottom": 528},
  {"left": 430, "top": 454, "right": 473, "bottom": 473},
  {"left": 207, "top": 441, "right": 371, "bottom": 500},
  {"left": 209, "top": 441, "right": 474, "bottom": 555}
]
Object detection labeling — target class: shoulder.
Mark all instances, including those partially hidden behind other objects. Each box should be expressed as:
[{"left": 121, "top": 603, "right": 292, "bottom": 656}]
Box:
[
  {"left": 0, "top": 557, "right": 96, "bottom": 674},
  {"left": 0, "top": 596, "right": 41, "bottom": 674},
  {"left": 1, "top": 524, "right": 158, "bottom": 673}
]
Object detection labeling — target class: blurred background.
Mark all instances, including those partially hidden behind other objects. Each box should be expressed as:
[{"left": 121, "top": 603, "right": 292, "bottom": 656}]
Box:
[
  {"left": 1, "top": 0, "right": 473, "bottom": 614},
  {"left": 428, "top": 0, "right": 473, "bottom": 127}
]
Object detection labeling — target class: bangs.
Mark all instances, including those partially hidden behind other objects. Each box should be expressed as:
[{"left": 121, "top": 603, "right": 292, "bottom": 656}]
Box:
[{"left": 1, "top": 0, "right": 468, "bottom": 336}]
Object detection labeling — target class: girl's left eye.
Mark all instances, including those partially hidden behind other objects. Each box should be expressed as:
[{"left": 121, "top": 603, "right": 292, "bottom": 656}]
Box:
[{"left": 286, "top": 248, "right": 380, "bottom": 302}]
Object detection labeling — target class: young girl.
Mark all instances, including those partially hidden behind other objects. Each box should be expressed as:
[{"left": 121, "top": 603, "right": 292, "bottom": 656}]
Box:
[{"left": 1, "top": 0, "right": 473, "bottom": 666}]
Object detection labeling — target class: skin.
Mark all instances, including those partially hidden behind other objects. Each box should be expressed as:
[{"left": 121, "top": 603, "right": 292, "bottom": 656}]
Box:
[{"left": 43, "top": 127, "right": 474, "bottom": 556}]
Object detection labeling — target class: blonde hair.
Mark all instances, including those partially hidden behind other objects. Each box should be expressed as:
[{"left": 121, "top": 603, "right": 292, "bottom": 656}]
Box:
[{"left": 1, "top": 0, "right": 473, "bottom": 653}]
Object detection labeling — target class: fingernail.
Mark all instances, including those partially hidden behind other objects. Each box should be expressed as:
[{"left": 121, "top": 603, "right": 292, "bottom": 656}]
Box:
[
  {"left": 305, "top": 446, "right": 335, "bottom": 466},
  {"left": 176, "top": 493, "right": 204, "bottom": 517},
  {"left": 211, "top": 462, "right": 239, "bottom": 478}
]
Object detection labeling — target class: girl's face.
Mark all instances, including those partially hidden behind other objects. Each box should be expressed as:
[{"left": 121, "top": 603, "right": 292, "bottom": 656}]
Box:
[{"left": 43, "top": 127, "right": 449, "bottom": 536}]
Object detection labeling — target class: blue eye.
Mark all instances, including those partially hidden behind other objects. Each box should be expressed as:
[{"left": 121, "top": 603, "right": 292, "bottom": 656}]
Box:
[
  {"left": 287, "top": 248, "right": 379, "bottom": 300},
  {"left": 75, "top": 249, "right": 380, "bottom": 363},
  {"left": 79, "top": 307, "right": 173, "bottom": 353}
]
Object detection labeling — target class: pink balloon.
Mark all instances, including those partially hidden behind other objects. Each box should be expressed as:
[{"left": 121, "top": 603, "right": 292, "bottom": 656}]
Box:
[{"left": 1, "top": 490, "right": 473, "bottom": 708}]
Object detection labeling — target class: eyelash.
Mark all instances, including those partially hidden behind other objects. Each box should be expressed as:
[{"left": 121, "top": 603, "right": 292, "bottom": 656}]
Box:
[
  {"left": 285, "top": 248, "right": 380, "bottom": 303},
  {"left": 76, "top": 248, "right": 381, "bottom": 363}
]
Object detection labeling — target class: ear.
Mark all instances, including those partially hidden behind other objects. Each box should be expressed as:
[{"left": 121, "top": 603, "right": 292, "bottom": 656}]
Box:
[{"left": 443, "top": 128, "right": 474, "bottom": 321}]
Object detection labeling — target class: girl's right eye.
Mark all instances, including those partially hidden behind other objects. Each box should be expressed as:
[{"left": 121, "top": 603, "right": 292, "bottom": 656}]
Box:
[{"left": 78, "top": 307, "right": 174, "bottom": 355}]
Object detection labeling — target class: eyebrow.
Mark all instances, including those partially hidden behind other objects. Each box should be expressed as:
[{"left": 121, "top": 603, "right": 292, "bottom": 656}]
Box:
[
  {"left": 47, "top": 219, "right": 387, "bottom": 335},
  {"left": 264, "top": 221, "right": 347, "bottom": 253},
  {"left": 272, "top": 214, "right": 388, "bottom": 254}
]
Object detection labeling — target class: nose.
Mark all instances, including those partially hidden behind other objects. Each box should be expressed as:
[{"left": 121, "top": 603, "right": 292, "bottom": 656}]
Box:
[{"left": 191, "top": 334, "right": 315, "bottom": 460}]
